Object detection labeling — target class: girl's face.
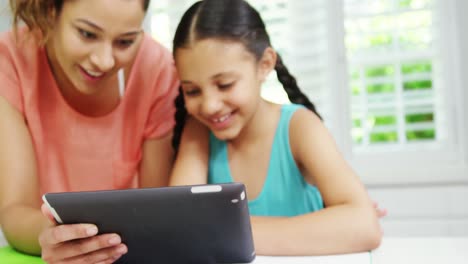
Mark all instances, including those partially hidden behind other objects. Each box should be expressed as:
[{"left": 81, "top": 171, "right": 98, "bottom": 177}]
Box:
[
  {"left": 175, "top": 39, "right": 267, "bottom": 141},
  {"left": 47, "top": 0, "right": 146, "bottom": 95}
]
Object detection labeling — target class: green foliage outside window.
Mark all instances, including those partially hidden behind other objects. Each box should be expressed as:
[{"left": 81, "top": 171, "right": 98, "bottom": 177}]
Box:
[
  {"left": 347, "top": 0, "right": 435, "bottom": 145},
  {"left": 403, "top": 80, "right": 432, "bottom": 90},
  {"left": 407, "top": 129, "right": 435, "bottom": 140},
  {"left": 406, "top": 113, "right": 433, "bottom": 123},
  {"left": 371, "top": 132, "right": 398, "bottom": 143}
]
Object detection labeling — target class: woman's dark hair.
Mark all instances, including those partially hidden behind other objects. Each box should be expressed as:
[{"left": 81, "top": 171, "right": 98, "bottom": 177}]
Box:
[
  {"left": 171, "top": 0, "right": 321, "bottom": 152},
  {"left": 9, "top": 0, "right": 151, "bottom": 43}
]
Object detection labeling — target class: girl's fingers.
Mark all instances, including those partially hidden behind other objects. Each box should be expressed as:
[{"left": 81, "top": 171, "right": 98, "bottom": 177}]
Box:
[
  {"left": 378, "top": 208, "right": 388, "bottom": 218},
  {"left": 372, "top": 201, "right": 388, "bottom": 218}
]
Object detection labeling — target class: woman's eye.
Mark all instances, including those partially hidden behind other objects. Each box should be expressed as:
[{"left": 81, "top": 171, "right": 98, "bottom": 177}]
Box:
[
  {"left": 116, "top": 39, "right": 135, "bottom": 48},
  {"left": 183, "top": 89, "right": 200, "bottom": 96},
  {"left": 78, "top": 29, "right": 97, "bottom": 40}
]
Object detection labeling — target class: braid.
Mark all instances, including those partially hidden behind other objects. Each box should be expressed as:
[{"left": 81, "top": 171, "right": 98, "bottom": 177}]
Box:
[
  {"left": 171, "top": 87, "right": 188, "bottom": 155},
  {"left": 275, "top": 54, "right": 322, "bottom": 120}
]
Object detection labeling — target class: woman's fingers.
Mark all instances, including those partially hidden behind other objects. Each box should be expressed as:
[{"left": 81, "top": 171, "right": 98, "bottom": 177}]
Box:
[
  {"left": 56, "top": 243, "right": 127, "bottom": 264},
  {"left": 39, "top": 223, "right": 98, "bottom": 246},
  {"left": 39, "top": 223, "right": 126, "bottom": 263},
  {"left": 39, "top": 203, "right": 127, "bottom": 263},
  {"left": 41, "top": 234, "right": 127, "bottom": 263},
  {"left": 41, "top": 203, "right": 57, "bottom": 223}
]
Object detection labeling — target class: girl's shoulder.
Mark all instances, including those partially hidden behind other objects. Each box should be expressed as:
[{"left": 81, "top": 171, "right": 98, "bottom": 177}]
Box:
[
  {"left": 280, "top": 103, "right": 320, "bottom": 128},
  {"left": 286, "top": 104, "right": 322, "bottom": 128},
  {"left": 287, "top": 103, "right": 328, "bottom": 155}
]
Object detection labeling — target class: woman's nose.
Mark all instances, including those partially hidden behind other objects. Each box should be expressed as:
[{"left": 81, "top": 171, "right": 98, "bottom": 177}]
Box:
[{"left": 89, "top": 43, "right": 115, "bottom": 72}]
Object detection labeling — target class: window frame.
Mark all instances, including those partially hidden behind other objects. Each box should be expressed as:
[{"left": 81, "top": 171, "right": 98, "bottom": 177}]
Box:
[{"left": 330, "top": 0, "right": 468, "bottom": 185}]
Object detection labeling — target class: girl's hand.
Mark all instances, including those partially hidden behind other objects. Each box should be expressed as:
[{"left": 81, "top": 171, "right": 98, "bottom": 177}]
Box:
[
  {"left": 373, "top": 201, "right": 388, "bottom": 218},
  {"left": 39, "top": 204, "right": 127, "bottom": 264},
  {"left": 373, "top": 201, "right": 387, "bottom": 236}
]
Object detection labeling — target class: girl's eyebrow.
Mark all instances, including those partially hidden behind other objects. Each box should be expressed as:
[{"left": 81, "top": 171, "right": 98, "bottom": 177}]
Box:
[
  {"left": 74, "top": 18, "right": 143, "bottom": 36},
  {"left": 180, "top": 71, "right": 238, "bottom": 84},
  {"left": 212, "top": 71, "right": 237, "bottom": 79}
]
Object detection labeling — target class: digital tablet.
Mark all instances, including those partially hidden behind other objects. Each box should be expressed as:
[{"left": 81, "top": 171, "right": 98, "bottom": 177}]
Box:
[{"left": 42, "top": 183, "right": 255, "bottom": 264}]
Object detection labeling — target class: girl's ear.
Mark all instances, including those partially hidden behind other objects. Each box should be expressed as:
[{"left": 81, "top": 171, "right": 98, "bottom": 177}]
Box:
[{"left": 257, "top": 47, "right": 277, "bottom": 82}]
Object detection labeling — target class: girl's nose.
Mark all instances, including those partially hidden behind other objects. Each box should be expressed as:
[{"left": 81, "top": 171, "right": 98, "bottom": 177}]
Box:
[{"left": 201, "top": 94, "right": 223, "bottom": 115}]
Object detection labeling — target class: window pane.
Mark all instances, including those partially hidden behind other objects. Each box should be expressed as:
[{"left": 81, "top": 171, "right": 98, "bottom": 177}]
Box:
[{"left": 344, "top": 0, "right": 441, "bottom": 149}]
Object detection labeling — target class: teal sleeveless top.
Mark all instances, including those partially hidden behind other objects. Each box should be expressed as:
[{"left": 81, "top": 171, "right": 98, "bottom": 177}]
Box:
[{"left": 208, "top": 104, "right": 324, "bottom": 216}]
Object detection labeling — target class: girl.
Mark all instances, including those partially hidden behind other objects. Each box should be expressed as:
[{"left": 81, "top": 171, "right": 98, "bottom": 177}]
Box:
[
  {"left": 0, "top": 0, "right": 178, "bottom": 263},
  {"left": 170, "top": 0, "right": 382, "bottom": 256}
]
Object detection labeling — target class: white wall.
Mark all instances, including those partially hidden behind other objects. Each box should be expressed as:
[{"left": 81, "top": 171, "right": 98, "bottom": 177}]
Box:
[
  {"left": 366, "top": 0, "right": 468, "bottom": 237},
  {"left": 0, "top": 229, "right": 6, "bottom": 247},
  {"left": 0, "top": 0, "right": 10, "bottom": 32},
  {"left": 368, "top": 185, "right": 468, "bottom": 236},
  {"left": 458, "top": 0, "right": 468, "bottom": 166}
]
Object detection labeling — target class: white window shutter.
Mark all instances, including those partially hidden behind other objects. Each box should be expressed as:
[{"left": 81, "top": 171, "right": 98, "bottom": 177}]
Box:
[{"left": 252, "top": 0, "right": 335, "bottom": 129}]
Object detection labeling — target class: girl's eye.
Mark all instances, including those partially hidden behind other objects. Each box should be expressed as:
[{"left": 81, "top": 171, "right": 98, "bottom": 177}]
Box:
[
  {"left": 218, "top": 82, "right": 234, "bottom": 90},
  {"left": 116, "top": 39, "right": 135, "bottom": 48},
  {"left": 78, "top": 29, "right": 97, "bottom": 40}
]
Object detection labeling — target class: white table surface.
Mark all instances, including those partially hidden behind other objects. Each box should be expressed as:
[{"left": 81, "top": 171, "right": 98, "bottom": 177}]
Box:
[
  {"left": 372, "top": 237, "right": 468, "bottom": 264},
  {"left": 252, "top": 252, "right": 370, "bottom": 264},
  {"left": 1, "top": 234, "right": 467, "bottom": 263},
  {"left": 250, "top": 237, "right": 468, "bottom": 264}
]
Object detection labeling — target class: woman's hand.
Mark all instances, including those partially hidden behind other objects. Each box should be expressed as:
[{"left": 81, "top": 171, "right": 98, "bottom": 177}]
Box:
[{"left": 39, "top": 204, "right": 127, "bottom": 264}]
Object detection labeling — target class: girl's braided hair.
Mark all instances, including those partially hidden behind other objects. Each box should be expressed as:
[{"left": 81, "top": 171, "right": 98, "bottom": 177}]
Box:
[{"left": 171, "top": 0, "right": 321, "bottom": 153}]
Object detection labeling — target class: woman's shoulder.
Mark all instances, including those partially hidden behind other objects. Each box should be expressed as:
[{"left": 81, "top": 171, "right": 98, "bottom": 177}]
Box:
[
  {"left": 132, "top": 33, "right": 175, "bottom": 71},
  {"left": 0, "top": 28, "right": 42, "bottom": 69}
]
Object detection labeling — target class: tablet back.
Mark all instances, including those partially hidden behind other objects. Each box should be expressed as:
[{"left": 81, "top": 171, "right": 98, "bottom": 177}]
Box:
[{"left": 43, "top": 183, "right": 255, "bottom": 263}]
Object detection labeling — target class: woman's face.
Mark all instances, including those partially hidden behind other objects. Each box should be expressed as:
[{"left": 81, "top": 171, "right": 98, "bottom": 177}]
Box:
[{"left": 47, "top": 0, "right": 146, "bottom": 95}]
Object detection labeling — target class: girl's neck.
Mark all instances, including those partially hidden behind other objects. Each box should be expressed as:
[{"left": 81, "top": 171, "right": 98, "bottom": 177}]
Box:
[{"left": 228, "top": 100, "right": 281, "bottom": 150}]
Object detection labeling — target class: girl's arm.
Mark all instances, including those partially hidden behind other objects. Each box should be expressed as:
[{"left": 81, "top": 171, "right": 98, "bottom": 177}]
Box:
[
  {"left": 251, "top": 108, "right": 382, "bottom": 256},
  {"left": 169, "top": 118, "right": 210, "bottom": 186},
  {"left": 139, "top": 133, "right": 174, "bottom": 188}
]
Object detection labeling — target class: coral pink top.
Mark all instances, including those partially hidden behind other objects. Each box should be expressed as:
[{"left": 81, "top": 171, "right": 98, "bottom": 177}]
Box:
[{"left": 0, "top": 29, "right": 179, "bottom": 196}]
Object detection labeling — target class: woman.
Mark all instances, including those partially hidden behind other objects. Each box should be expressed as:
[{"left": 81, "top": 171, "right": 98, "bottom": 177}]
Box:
[{"left": 0, "top": 0, "right": 178, "bottom": 263}]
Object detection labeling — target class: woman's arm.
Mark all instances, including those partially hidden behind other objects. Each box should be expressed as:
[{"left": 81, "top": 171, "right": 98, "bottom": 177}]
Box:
[
  {"left": 0, "top": 97, "right": 50, "bottom": 255},
  {"left": 0, "top": 97, "right": 126, "bottom": 262},
  {"left": 169, "top": 118, "right": 210, "bottom": 186},
  {"left": 251, "top": 109, "right": 382, "bottom": 256}
]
